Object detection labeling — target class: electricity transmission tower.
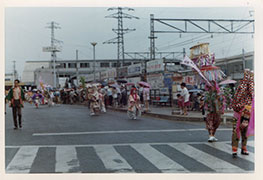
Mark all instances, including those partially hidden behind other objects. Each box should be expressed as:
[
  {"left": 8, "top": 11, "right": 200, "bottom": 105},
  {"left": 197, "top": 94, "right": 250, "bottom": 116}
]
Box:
[
  {"left": 103, "top": 7, "right": 139, "bottom": 70},
  {"left": 45, "top": 21, "right": 62, "bottom": 88}
]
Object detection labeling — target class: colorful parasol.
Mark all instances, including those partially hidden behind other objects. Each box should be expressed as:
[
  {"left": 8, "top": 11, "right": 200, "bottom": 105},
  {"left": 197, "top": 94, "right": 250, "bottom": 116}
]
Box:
[
  {"left": 219, "top": 79, "right": 237, "bottom": 85},
  {"left": 138, "top": 81, "right": 151, "bottom": 88}
]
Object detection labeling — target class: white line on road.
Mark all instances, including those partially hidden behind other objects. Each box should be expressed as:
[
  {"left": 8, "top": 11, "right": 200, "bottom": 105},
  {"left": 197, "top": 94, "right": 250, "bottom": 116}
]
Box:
[
  {"left": 170, "top": 143, "right": 244, "bottom": 173},
  {"left": 6, "top": 146, "right": 38, "bottom": 173},
  {"left": 32, "top": 128, "right": 231, "bottom": 136},
  {"left": 94, "top": 145, "right": 135, "bottom": 173},
  {"left": 55, "top": 146, "right": 81, "bottom": 173},
  {"left": 205, "top": 142, "right": 254, "bottom": 163},
  {"left": 131, "top": 144, "right": 189, "bottom": 173},
  {"left": 7, "top": 140, "right": 253, "bottom": 149}
]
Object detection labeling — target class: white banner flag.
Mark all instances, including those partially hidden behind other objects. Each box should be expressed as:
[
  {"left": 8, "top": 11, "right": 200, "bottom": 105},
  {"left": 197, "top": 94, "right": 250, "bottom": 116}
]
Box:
[{"left": 181, "top": 55, "right": 211, "bottom": 86}]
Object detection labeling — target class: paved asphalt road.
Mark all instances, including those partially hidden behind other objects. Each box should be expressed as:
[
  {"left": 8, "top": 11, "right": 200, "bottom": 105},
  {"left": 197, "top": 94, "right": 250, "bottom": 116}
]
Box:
[{"left": 5, "top": 103, "right": 254, "bottom": 173}]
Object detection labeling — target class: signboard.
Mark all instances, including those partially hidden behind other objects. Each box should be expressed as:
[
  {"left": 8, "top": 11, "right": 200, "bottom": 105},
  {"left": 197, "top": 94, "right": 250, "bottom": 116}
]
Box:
[
  {"left": 84, "top": 74, "right": 94, "bottom": 82},
  {"left": 166, "top": 65, "right": 180, "bottom": 72},
  {"left": 183, "top": 75, "right": 195, "bottom": 85},
  {"left": 42, "top": 46, "right": 61, "bottom": 52},
  {"left": 128, "top": 63, "right": 142, "bottom": 76},
  {"left": 127, "top": 77, "right": 141, "bottom": 84},
  {"left": 95, "top": 72, "right": 100, "bottom": 80},
  {"left": 147, "top": 73, "right": 164, "bottom": 89},
  {"left": 172, "top": 73, "right": 183, "bottom": 82},
  {"left": 118, "top": 67, "right": 128, "bottom": 77},
  {"left": 59, "top": 77, "right": 68, "bottom": 88},
  {"left": 146, "top": 59, "right": 164, "bottom": 73},
  {"left": 108, "top": 68, "right": 117, "bottom": 78},
  {"left": 100, "top": 71, "right": 108, "bottom": 80},
  {"left": 160, "top": 87, "right": 169, "bottom": 94},
  {"left": 163, "top": 73, "right": 173, "bottom": 89}
]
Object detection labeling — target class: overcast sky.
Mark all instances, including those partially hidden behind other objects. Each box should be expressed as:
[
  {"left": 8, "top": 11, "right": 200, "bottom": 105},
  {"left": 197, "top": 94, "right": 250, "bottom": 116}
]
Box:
[{"left": 5, "top": 7, "right": 254, "bottom": 77}]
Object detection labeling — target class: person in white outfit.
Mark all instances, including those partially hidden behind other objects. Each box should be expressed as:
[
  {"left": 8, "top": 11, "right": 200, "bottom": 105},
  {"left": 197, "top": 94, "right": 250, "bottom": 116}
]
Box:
[{"left": 180, "top": 83, "right": 190, "bottom": 115}]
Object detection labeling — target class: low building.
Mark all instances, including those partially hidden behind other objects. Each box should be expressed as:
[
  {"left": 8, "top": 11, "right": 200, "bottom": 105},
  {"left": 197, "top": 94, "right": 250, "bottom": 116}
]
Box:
[{"left": 215, "top": 51, "right": 254, "bottom": 80}]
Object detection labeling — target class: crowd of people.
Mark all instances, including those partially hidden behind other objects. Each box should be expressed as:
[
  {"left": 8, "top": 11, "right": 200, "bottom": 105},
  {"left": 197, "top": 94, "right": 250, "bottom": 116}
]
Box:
[{"left": 6, "top": 69, "right": 254, "bottom": 159}]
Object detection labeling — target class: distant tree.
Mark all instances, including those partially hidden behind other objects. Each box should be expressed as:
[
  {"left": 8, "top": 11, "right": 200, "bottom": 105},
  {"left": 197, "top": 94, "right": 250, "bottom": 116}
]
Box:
[{"left": 80, "top": 76, "right": 86, "bottom": 89}]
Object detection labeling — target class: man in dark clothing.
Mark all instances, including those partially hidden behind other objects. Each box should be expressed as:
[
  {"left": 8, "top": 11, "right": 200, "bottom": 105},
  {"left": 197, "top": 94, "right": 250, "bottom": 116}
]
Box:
[{"left": 6, "top": 79, "right": 26, "bottom": 129}]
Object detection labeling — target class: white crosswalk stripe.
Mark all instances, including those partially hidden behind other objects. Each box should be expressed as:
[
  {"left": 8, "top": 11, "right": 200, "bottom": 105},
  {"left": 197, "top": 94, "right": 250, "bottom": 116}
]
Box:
[
  {"left": 6, "top": 146, "right": 38, "bottom": 173},
  {"left": 170, "top": 143, "right": 244, "bottom": 173},
  {"left": 131, "top": 144, "right": 189, "bottom": 173},
  {"left": 5, "top": 141, "right": 254, "bottom": 173},
  {"left": 206, "top": 142, "right": 254, "bottom": 163},
  {"left": 55, "top": 146, "right": 81, "bottom": 173},
  {"left": 94, "top": 145, "right": 135, "bottom": 173}
]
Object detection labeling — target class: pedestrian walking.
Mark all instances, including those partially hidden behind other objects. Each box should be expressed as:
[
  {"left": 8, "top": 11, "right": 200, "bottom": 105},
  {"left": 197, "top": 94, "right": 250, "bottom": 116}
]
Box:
[
  {"left": 180, "top": 83, "right": 190, "bottom": 115},
  {"left": 204, "top": 81, "right": 224, "bottom": 142},
  {"left": 6, "top": 79, "right": 26, "bottom": 129},
  {"left": 231, "top": 70, "right": 254, "bottom": 158}
]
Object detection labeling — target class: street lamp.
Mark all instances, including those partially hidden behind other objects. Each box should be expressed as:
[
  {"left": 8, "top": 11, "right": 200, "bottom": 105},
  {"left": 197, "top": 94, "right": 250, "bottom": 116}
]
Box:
[{"left": 91, "top": 42, "right": 97, "bottom": 82}]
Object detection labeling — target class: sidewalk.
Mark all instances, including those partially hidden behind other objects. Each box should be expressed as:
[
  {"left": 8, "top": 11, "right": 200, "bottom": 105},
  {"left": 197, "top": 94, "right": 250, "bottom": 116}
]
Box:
[{"left": 107, "top": 105, "right": 234, "bottom": 124}]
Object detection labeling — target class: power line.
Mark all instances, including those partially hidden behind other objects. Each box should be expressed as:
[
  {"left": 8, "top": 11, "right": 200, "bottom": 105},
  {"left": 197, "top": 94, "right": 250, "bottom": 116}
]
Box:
[{"left": 103, "top": 7, "right": 139, "bottom": 66}]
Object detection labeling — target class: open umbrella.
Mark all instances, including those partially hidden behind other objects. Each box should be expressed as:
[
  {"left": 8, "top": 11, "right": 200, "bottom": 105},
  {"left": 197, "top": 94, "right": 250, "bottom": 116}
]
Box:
[
  {"left": 117, "top": 79, "right": 127, "bottom": 84},
  {"left": 109, "top": 84, "right": 120, "bottom": 89},
  {"left": 138, "top": 81, "right": 151, "bottom": 88},
  {"left": 126, "top": 82, "right": 135, "bottom": 86},
  {"left": 219, "top": 79, "right": 237, "bottom": 85}
]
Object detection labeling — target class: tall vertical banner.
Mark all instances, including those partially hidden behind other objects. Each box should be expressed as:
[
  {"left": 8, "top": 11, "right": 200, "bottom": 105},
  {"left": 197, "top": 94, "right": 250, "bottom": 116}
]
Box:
[{"left": 181, "top": 55, "right": 211, "bottom": 86}]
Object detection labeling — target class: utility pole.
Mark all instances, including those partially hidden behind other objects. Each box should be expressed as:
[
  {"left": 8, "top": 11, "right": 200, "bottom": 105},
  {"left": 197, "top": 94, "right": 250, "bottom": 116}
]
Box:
[
  {"left": 149, "top": 14, "right": 157, "bottom": 61},
  {"left": 91, "top": 42, "right": 97, "bottom": 82},
  {"left": 76, "top": 49, "right": 79, "bottom": 86},
  {"left": 103, "top": 7, "right": 139, "bottom": 79},
  {"left": 46, "top": 21, "right": 62, "bottom": 88},
  {"left": 12, "top": 61, "right": 16, "bottom": 84}
]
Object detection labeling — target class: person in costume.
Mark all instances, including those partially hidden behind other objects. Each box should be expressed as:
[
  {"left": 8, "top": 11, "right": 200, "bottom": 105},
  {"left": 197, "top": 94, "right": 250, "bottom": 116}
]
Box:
[
  {"left": 32, "top": 90, "right": 43, "bottom": 108},
  {"left": 88, "top": 85, "right": 100, "bottom": 116},
  {"left": 127, "top": 86, "right": 141, "bottom": 119},
  {"left": 231, "top": 70, "right": 254, "bottom": 158},
  {"left": 6, "top": 79, "right": 26, "bottom": 129},
  {"left": 204, "top": 80, "right": 224, "bottom": 142}
]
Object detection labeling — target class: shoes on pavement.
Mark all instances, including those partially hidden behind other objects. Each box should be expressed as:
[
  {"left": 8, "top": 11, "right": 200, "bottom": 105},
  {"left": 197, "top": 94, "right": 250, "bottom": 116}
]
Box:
[
  {"left": 133, "top": 117, "right": 137, "bottom": 120},
  {"left": 241, "top": 147, "right": 249, "bottom": 155},
  {"left": 90, "top": 112, "right": 95, "bottom": 116},
  {"left": 212, "top": 137, "right": 218, "bottom": 142},
  {"left": 13, "top": 127, "right": 18, "bottom": 130},
  {"left": 208, "top": 136, "right": 214, "bottom": 142},
  {"left": 232, "top": 152, "right": 237, "bottom": 158},
  {"left": 19, "top": 125, "right": 22, "bottom": 128}
]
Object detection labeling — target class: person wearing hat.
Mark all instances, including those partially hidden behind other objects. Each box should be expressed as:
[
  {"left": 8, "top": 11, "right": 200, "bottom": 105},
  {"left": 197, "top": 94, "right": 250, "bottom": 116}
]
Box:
[{"left": 6, "top": 79, "right": 26, "bottom": 129}]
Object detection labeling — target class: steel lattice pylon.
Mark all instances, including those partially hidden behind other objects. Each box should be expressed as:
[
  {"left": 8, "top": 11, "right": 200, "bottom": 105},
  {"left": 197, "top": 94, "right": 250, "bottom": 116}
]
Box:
[{"left": 103, "top": 7, "right": 139, "bottom": 66}]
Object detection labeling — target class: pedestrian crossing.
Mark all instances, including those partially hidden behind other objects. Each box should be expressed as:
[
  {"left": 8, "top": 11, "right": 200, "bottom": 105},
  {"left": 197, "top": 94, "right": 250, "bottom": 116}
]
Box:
[{"left": 5, "top": 141, "right": 254, "bottom": 173}]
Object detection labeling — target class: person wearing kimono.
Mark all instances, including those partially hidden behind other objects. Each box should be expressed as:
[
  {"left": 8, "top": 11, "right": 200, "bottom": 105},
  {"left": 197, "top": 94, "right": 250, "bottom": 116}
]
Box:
[
  {"left": 6, "top": 79, "right": 25, "bottom": 129},
  {"left": 204, "top": 81, "right": 224, "bottom": 142},
  {"left": 231, "top": 70, "right": 254, "bottom": 158},
  {"left": 127, "top": 87, "right": 141, "bottom": 119},
  {"left": 88, "top": 86, "right": 100, "bottom": 116}
]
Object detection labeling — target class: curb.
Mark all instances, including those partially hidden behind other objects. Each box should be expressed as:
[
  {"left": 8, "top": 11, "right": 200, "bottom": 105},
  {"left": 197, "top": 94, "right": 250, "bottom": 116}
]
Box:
[{"left": 107, "top": 107, "right": 233, "bottom": 123}]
